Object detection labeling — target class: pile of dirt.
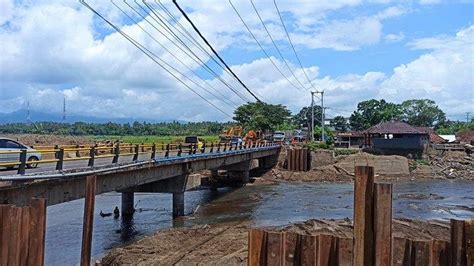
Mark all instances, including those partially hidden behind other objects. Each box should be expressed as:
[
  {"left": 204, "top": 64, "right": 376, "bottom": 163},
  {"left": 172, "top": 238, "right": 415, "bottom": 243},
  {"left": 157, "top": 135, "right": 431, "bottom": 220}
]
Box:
[
  {"left": 3, "top": 134, "right": 93, "bottom": 146},
  {"left": 270, "top": 152, "right": 412, "bottom": 183},
  {"left": 100, "top": 219, "right": 450, "bottom": 265}
]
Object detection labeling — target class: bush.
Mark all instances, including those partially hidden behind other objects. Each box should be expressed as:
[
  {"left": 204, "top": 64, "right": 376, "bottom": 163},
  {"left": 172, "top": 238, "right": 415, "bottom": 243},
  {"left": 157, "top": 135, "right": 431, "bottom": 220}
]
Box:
[
  {"left": 334, "top": 148, "right": 359, "bottom": 156},
  {"left": 304, "top": 141, "right": 332, "bottom": 150}
]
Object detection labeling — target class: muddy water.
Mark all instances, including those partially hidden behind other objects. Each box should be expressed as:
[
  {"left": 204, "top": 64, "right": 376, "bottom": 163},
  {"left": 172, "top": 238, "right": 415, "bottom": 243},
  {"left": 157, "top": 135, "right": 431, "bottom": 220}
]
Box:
[{"left": 45, "top": 180, "right": 473, "bottom": 265}]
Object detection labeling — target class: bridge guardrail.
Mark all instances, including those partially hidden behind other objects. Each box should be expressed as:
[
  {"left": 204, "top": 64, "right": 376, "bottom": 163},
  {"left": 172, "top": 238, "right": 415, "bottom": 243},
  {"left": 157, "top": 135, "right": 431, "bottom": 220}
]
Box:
[{"left": 0, "top": 141, "right": 279, "bottom": 175}]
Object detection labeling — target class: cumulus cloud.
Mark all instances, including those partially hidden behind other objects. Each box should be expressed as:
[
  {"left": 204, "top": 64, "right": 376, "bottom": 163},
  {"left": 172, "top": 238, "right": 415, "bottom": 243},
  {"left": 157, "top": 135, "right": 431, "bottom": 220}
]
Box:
[
  {"left": 0, "top": 1, "right": 472, "bottom": 122},
  {"left": 379, "top": 25, "right": 474, "bottom": 114}
]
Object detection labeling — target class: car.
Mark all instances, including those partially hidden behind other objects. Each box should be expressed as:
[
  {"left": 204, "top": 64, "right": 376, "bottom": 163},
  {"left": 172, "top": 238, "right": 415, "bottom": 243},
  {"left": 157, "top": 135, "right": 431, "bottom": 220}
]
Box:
[
  {"left": 184, "top": 136, "right": 203, "bottom": 150},
  {"left": 0, "top": 138, "right": 42, "bottom": 169},
  {"left": 230, "top": 137, "right": 243, "bottom": 146},
  {"left": 273, "top": 131, "right": 285, "bottom": 142}
]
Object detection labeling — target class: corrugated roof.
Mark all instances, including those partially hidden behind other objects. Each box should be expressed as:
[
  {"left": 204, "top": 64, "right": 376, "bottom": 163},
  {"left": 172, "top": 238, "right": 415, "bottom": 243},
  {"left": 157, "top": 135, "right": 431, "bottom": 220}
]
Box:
[{"left": 365, "top": 121, "right": 427, "bottom": 134}]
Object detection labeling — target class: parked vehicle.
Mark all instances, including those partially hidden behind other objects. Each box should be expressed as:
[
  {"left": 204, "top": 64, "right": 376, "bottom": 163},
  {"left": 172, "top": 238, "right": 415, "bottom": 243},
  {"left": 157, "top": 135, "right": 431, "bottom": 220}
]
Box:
[
  {"left": 0, "top": 138, "right": 42, "bottom": 169},
  {"left": 184, "top": 136, "right": 203, "bottom": 149},
  {"left": 230, "top": 137, "right": 243, "bottom": 146},
  {"left": 273, "top": 131, "right": 285, "bottom": 142}
]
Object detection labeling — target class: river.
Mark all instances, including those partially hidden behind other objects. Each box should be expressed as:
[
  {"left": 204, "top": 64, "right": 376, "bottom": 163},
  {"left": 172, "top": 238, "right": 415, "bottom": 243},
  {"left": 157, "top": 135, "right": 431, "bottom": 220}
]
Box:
[{"left": 45, "top": 180, "right": 474, "bottom": 265}]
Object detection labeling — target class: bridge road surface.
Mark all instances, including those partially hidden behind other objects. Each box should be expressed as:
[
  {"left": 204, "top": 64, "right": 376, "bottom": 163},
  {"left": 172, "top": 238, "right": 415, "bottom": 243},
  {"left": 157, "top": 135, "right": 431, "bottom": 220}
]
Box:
[{"left": 0, "top": 151, "right": 173, "bottom": 176}]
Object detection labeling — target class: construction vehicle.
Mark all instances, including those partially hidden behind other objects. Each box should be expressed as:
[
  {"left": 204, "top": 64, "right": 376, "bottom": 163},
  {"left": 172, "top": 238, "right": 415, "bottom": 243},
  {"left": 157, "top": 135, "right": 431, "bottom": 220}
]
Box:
[
  {"left": 244, "top": 130, "right": 262, "bottom": 143},
  {"left": 219, "top": 126, "right": 243, "bottom": 143}
]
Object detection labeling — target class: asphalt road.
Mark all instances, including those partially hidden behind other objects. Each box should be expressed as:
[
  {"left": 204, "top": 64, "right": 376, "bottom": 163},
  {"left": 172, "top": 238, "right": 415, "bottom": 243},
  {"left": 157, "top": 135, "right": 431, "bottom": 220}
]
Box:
[{"left": 0, "top": 152, "right": 161, "bottom": 176}]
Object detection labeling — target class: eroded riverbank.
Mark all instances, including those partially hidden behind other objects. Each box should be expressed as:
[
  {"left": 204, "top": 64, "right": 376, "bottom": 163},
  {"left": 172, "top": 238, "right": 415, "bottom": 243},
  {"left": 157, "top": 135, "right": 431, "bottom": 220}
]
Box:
[{"left": 95, "top": 179, "right": 473, "bottom": 265}]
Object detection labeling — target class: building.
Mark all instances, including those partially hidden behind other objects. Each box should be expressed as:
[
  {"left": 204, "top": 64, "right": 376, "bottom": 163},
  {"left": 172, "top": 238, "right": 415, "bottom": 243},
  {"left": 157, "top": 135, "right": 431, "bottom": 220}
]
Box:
[
  {"left": 364, "top": 121, "right": 429, "bottom": 158},
  {"left": 415, "top": 126, "right": 446, "bottom": 144},
  {"left": 335, "top": 131, "right": 364, "bottom": 148}
]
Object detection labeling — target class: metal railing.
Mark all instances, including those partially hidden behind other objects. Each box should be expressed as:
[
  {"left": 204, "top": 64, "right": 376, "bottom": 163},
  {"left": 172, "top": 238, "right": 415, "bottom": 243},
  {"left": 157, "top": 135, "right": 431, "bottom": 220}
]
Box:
[{"left": 0, "top": 141, "right": 279, "bottom": 175}]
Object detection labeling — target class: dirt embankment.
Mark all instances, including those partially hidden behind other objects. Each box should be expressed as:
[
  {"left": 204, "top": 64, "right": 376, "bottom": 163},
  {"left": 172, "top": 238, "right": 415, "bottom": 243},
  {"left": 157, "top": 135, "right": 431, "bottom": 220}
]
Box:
[
  {"left": 268, "top": 150, "right": 473, "bottom": 183},
  {"left": 3, "top": 134, "right": 94, "bottom": 146},
  {"left": 100, "top": 219, "right": 450, "bottom": 265}
]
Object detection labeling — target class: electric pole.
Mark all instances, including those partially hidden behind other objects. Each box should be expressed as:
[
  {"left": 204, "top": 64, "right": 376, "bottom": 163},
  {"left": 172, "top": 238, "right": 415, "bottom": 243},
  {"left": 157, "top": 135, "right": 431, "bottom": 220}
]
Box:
[
  {"left": 63, "top": 97, "right": 66, "bottom": 122},
  {"left": 311, "top": 91, "right": 315, "bottom": 141},
  {"left": 26, "top": 101, "right": 31, "bottom": 125},
  {"left": 311, "top": 91, "right": 324, "bottom": 141},
  {"left": 320, "top": 91, "right": 325, "bottom": 142},
  {"left": 466, "top": 112, "right": 471, "bottom": 123}
]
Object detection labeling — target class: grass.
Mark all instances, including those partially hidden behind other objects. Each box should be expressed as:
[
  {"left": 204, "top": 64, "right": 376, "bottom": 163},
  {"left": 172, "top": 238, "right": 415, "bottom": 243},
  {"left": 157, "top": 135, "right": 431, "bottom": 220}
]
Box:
[{"left": 89, "top": 135, "right": 219, "bottom": 144}]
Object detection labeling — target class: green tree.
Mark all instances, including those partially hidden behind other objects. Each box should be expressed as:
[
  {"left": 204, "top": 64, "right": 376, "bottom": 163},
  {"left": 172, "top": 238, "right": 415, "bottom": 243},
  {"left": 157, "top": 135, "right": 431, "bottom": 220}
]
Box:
[
  {"left": 233, "top": 102, "right": 291, "bottom": 131},
  {"left": 400, "top": 99, "right": 446, "bottom": 127},
  {"left": 330, "top": 115, "right": 349, "bottom": 132},
  {"left": 292, "top": 106, "right": 323, "bottom": 129},
  {"left": 349, "top": 99, "right": 402, "bottom": 130}
]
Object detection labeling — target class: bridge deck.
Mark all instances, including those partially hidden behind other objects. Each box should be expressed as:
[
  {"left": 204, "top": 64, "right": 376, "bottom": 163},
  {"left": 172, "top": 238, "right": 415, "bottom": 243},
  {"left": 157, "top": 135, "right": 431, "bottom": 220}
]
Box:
[{"left": 0, "top": 145, "right": 281, "bottom": 206}]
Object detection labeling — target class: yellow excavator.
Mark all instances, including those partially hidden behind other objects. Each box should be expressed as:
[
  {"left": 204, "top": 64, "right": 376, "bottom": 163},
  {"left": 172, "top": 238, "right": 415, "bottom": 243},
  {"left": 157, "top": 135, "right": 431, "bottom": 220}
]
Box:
[{"left": 219, "top": 126, "right": 243, "bottom": 143}]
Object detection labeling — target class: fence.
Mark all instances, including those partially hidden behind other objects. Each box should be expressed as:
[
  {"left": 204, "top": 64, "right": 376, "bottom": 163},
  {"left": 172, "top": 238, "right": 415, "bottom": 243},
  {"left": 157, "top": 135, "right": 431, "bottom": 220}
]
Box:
[
  {"left": 248, "top": 166, "right": 474, "bottom": 265},
  {"left": 0, "top": 198, "right": 47, "bottom": 266},
  {"left": 0, "top": 141, "right": 278, "bottom": 175},
  {"left": 286, "top": 148, "right": 311, "bottom": 172}
]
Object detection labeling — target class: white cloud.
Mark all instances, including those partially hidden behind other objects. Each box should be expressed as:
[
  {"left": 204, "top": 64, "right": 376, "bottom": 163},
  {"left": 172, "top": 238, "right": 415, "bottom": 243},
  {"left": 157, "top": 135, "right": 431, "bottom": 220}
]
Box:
[
  {"left": 0, "top": 1, "right": 472, "bottom": 123},
  {"left": 385, "top": 32, "right": 405, "bottom": 42},
  {"left": 380, "top": 25, "right": 474, "bottom": 114}
]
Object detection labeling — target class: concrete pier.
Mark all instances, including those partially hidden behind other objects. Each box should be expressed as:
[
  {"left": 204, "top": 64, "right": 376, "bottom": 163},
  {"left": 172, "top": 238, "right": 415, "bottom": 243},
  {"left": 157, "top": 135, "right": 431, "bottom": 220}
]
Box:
[
  {"left": 172, "top": 192, "right": 185, "bottom": 217},
  {"left": 121, "top": 191, "right": 135, "bottom": 216}
]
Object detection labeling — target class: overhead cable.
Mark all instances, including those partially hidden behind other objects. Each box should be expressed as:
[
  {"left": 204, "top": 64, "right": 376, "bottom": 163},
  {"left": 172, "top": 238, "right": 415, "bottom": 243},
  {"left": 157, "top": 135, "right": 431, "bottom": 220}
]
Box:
[
  {"left": 173, "top": 0, "right": 263, "bottom": 103},
  {"left": 273, "top": 0, "right": 317, "bottom": 91},
  {"left": 228, "top": 0, "right": 305, "bottom": 92},
  {"left": 250, "top": 0, "right": 309, "bottom": 91},
  {"left": 80, "top": 0, "right": 233, "bottom": 118},
  {"left": 129, "top": 1, "right": 251, "bottom": 104},
  {"left": 112, "top": 0, "right": 237, "bottom": 108}
]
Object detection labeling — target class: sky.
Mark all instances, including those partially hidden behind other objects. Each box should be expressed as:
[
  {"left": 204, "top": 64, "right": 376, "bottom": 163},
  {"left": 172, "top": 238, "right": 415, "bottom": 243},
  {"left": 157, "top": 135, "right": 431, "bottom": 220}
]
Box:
[{"left": 0, "top": 0, "right": 473, "bottom": 122}]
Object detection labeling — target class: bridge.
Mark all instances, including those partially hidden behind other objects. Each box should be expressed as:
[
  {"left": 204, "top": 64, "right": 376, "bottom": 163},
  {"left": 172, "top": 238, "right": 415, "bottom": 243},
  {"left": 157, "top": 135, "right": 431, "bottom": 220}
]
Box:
[{"left": 0, "top": 142, "right": 280, "bottom": 217}]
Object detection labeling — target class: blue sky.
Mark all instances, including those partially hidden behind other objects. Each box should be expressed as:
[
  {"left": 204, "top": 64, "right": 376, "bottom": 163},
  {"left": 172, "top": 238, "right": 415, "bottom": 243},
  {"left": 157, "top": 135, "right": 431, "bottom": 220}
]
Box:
[{"left": 0, "top": 0, "right": 473, "bottom": 122}]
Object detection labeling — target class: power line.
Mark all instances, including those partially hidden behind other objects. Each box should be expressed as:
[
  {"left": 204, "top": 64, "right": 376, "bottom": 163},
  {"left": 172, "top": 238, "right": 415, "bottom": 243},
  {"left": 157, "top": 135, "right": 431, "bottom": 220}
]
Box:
[
  {"left": 172, "top": 0, "right": 263, "bottom": 103},
  {"left": 80, "top": 0, "right": 233, "bottom": 118},
  {"left": 140, "top": 1, "right": 252, "bottom": 103},
  {"left": 228, "top": 0, "right": 305, "bottom": 92},
  {"left": 273, "top": 0, "right": 316, "bottom": 91},
  {"left": 114, "top": 1, "right": 238, "bottom": 108},
  {"left": 152, "top": 0, "right": 269, "bottom": 103},
  {"left": 128, "top": 1, "right": 251, "bottom": 104},
  {"left": 249, "top": 0, "right": 310, "bottom": 92}
]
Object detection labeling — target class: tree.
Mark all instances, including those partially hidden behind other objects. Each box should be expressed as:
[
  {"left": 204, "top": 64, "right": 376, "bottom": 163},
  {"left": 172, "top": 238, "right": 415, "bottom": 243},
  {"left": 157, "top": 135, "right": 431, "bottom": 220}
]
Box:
[
  {"left": 330, "top": 115, "right": 349, "bottom": 132},
  {"left": 400, "top": 99, "right": 446, "bottom": 127},
  {"left": 349, "top": 99, "right": 402, "bottom": 130},
  {"left": 233, "top": 102, "right": 291, "bottom": 131},
  {"left": 292, "top": 106, "right": 323, "bottom": 129}
]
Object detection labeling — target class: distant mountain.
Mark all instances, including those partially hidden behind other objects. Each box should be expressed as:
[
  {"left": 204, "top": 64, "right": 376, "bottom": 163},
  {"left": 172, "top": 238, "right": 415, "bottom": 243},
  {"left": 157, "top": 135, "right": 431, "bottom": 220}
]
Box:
[{"left": 0, "top": 109, "right": 181, "bottom": 124}]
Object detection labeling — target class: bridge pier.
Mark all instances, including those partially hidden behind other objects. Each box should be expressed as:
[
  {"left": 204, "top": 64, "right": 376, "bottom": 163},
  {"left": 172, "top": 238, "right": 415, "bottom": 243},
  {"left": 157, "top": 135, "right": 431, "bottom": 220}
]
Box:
[
  {"left": 121, "top": 191, "right": 135, "bottom": 216},
  {"left": 226, "top": 160, "right": 251, "bottom": 184},
  {"left": 172, "top": 192, "right": 185, "bottom": 217}
]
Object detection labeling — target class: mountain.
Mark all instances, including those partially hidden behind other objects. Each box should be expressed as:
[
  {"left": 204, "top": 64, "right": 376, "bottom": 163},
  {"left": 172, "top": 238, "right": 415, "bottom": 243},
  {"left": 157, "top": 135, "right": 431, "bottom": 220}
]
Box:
[{"left": 0, "top": 109, "right": 180, "bottom": 124}]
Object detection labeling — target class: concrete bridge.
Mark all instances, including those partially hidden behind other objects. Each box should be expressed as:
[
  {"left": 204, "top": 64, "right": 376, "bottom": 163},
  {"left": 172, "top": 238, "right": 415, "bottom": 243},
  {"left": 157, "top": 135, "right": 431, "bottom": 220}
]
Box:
[{"left": 0, "top": 144, "right": 280, "bottom": 217}]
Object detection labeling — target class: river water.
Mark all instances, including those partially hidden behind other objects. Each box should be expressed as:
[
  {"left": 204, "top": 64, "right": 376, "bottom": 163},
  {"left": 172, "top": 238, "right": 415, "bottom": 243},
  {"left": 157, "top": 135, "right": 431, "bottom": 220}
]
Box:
[{"left": 45, "top": 180, "right": 474, "bottom": 265}]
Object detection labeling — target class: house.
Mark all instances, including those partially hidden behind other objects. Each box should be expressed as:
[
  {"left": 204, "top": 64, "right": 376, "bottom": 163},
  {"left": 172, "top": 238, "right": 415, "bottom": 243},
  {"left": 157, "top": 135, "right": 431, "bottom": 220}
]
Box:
[
  {"left": 335, "top": 131, "right": 364, "bottom": 148},
  {"left": 456, "top": 130, "right": 474, "bottom": 145},
  {"left": 414, "top": 126, "right": 446, "bottom": 144},
  {"left": 364, "top": 121, "right": 429, "bottom": 158}
]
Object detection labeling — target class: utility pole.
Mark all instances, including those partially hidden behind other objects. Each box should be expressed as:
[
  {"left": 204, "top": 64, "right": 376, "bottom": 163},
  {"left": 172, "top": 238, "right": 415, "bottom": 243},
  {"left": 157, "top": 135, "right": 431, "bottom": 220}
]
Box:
[
  {"left": 311, "top": 91, "right": 324, "bottom": 141},
  {"left": 63, "top": 97, "right": 66, "bottom": 122},
  {"left": 311, "top": 91, "right": 315, "bottom": 141},
  {"left": 320, "top": 91, "right": 325, "bottom": 142},
  {"left": 26, "top": 101, "right": 31, "bottom": 125},
  {"left": 466, "top": 112, "right": 471, "bottom": 123}
]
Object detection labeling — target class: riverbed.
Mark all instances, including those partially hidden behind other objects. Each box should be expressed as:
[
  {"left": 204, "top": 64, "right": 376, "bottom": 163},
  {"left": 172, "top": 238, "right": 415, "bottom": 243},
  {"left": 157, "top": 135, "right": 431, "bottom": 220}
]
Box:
[{"left": 45, "top": 180, "right": 474, "bottom": 265}]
